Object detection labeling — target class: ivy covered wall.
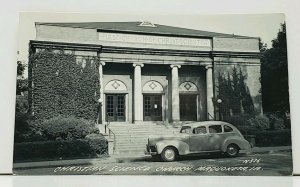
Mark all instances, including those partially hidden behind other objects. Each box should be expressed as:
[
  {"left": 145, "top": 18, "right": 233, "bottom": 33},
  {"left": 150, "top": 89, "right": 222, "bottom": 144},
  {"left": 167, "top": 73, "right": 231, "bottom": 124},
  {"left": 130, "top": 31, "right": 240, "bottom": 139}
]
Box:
[{"left": 29, "top": 49, "right": 100, "bottom": 124}]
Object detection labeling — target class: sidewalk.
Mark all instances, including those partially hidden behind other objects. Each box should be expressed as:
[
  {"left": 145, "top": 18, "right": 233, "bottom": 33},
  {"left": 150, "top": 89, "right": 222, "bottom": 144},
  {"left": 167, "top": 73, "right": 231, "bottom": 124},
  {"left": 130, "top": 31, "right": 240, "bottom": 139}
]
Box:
[
  {"left": 13, "top": 146, "right": 292, "bottom": 169},
  {"left": 241, "top": 146, "right": 292, "bottom": 154}
]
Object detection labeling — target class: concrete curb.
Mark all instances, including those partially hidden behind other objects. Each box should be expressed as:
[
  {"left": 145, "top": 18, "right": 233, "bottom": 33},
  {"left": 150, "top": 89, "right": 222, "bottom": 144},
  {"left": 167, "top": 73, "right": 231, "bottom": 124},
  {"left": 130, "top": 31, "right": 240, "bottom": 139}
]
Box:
[
  {"left": 13, "top": 146, "right": 292, "bottom": 169},
  {"left": 241, "top": 146, "right": 292, "bottom": 155}
]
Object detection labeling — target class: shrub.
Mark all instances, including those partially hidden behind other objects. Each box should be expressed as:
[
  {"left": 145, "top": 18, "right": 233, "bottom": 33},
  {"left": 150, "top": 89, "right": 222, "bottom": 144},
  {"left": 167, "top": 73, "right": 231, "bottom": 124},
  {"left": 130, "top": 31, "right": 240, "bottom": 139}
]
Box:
[
  {"left": 14, "top": 111, "right": 45, "bottom": 143},
  {"left": 265, "top": 113, "right": 285, "bottom": 130},
  {"left": 248, "top": 115, "right": 270, "bottom": 129},
  {"left": 85, "top": 134, "right": 108, "bottom": 155},
  {"left": 15, "top": 93, "right": 28, "bottom": 113},
  {"left": 15, "top": 112, "right": 31, "bottom": 135},
  {"left": 41, "top": 116, "right": 97, "bottom": 140},
  {"left": 13, "top": 136, "right": 108, "bottom": 162},
  {"left": 224, "top": 114, "right": 291, "bottom": 146},
  {"left": 15, "top": 94, "right": 31, "bottom": 142},
  {"left": 224, "top": 114, "right": 252, "bottom": 127},
  {"left": 224, "top": 114, "right": 266, "bottom": 134},
  {"left": 254, "top": 129, "right": 291, "bottom": 147},
  {"left": 224, "top": 114, "right": 286, "bottom": 135}
]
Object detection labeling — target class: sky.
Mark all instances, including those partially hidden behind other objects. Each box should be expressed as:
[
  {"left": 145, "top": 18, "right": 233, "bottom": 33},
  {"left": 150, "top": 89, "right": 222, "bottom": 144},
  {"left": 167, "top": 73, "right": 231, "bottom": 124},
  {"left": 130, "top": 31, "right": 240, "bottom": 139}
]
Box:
[{"left": 18, "top": 12, "right": 285, "bottom": 65}]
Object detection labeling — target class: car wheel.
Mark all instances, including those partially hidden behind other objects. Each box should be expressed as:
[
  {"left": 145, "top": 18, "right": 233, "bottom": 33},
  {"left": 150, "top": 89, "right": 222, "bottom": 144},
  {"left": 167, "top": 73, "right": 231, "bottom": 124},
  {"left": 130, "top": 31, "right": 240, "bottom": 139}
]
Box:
[
  {"left": 161, "top": 147, "right": 177, "bottom": 162},
  {"left": 226, "top": 144, "right": 239, "bottom": 157}
]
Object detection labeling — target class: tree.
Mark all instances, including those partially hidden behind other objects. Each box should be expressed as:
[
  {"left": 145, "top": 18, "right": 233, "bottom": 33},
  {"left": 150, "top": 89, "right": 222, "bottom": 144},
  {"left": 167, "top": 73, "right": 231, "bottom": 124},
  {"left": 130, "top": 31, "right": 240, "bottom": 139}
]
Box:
[
  {"left": 17, "top": 60, "right": 26, "bottom": 77},
  {"left": 216, "top": 66, "right": 255, "bottom": 119},
  {"left": 261, "top": 22, "right": 289, "bottom": 114},
  {"left": 16, "top": 60, "right": 28, "bottom": 95},
  {"left": 259, "top": 37, "right": 268, "bottom": 53}
]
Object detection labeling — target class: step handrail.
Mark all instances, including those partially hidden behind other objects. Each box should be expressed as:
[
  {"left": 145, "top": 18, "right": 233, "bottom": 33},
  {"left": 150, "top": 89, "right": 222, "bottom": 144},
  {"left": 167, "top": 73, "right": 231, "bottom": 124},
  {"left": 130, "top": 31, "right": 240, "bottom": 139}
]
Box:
[
  {"left": 106, "top": 113, "right": 116, "bottom": 154},
  {"left": 107, "top": 126, "right": 116, "bottom": 154},
  {"left": 208, "top": 112, "right": 215, "bottom": 120}
]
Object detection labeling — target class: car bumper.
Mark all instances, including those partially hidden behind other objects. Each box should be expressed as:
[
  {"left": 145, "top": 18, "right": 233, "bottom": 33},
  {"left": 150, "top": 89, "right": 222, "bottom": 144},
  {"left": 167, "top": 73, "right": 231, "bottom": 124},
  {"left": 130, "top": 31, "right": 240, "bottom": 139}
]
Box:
[{"left": 145, "top": 145, "right": 158, "bottom": 155}]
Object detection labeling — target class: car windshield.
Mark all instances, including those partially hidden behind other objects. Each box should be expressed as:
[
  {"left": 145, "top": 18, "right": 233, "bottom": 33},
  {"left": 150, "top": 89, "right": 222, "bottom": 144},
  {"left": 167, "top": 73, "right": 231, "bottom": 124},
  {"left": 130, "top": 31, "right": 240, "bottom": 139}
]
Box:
[{"left": 180, "top": 126, "right": 191, "bottom": 134}]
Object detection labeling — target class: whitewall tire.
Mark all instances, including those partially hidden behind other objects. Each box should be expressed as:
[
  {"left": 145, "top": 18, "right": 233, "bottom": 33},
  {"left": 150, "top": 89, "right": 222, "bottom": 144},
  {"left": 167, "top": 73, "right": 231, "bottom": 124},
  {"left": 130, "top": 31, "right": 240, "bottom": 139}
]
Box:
[
  {"left": 161, "top": 147, "right": 177, "bottom": 162},
  {"left": 226, "top": 144, "right": 240, "bottom": 157}
]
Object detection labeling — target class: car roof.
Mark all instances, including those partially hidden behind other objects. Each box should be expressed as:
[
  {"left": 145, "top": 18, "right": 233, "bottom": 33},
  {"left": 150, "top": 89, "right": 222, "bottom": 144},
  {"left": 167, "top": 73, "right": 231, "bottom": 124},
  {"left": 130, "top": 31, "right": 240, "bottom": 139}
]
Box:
[{"left": 181, "top": 121, "right": 233, "bottom": 128}]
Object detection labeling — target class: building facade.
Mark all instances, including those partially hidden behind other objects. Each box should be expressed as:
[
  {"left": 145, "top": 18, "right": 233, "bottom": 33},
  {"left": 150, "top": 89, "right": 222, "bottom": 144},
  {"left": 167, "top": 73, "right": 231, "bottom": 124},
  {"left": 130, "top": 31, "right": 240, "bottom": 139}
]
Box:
[{"left": 29, "top": 21, "right": 262, "bottom": 125}]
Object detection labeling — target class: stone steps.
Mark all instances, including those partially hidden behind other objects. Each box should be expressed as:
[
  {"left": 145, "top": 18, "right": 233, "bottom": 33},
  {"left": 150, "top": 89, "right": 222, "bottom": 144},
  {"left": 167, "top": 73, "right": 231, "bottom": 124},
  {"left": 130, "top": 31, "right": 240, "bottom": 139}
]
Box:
[
  {"left": 108, "top": 123, "right": 179, "bottom": 155},
  {"left": 115, "top": 141, "right": 148, "bottom": 146},
  {"left": 108, "top": 127, "right": 178, "bottom": 131},
  {"left": 114, "top": 149, "right": 146, "bottom": 155}
]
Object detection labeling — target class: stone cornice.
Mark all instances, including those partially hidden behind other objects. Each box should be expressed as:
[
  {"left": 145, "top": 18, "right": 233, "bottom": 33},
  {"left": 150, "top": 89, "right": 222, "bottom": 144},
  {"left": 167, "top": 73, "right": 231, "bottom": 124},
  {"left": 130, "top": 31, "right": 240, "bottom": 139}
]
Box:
[
  {"left": 30, "top": 40, "right": 262, "bottom": 59},
  {"left": 30, "top": 40, "right": 102, "bottom": 52},
  {"left": 211, "top": 51, "right": 262, "bottom": 58}
]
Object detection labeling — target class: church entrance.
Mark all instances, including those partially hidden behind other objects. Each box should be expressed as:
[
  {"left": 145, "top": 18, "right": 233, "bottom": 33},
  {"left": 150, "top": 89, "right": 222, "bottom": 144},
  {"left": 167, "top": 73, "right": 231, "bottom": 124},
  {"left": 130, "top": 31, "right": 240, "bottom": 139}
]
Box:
[
  {"left": 106, "top": 94, "right": 126, "bottom": 122},
  {"left": 143, "top": 94, "right": 162, "bottom": 121},
  {"left": 180, "top": 94, "right": 197, "bottom": 121}
]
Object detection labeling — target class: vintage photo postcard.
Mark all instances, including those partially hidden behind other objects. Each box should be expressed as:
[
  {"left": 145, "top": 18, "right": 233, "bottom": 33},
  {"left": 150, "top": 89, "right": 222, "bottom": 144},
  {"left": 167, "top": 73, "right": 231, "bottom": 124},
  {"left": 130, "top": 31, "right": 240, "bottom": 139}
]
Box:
[{"left": 13, "top": 12, "right": 292, "bottom": 175}]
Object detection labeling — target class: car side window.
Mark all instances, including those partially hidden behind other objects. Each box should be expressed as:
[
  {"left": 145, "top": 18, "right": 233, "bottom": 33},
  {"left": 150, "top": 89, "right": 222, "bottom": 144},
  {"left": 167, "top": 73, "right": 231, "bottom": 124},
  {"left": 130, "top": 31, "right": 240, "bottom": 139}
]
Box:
[
  {"left": 208, "top": 125, "right": 222, "bottom": 133},
  {"left": 224, "top": 125, "right": 233, "bottom": 133},
  {"left": 193, "top": 126, "right": 207, "bottom": 134},
  {"left": 180, "top": 126, "right": 191, "bottom": 134}
]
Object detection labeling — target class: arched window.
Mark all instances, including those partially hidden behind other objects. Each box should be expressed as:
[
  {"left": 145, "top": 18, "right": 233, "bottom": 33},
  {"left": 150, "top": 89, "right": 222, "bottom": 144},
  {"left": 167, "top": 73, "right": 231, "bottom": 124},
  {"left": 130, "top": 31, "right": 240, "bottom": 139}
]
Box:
[
  {"left": 179, "top": 81, "right": 198, "bottom": 92},
  {"left": 143, "top": 80, "right": 164, "bottom": 93},
  {"left": 105, "top": 80, "right": 127, "bottom": 92}
]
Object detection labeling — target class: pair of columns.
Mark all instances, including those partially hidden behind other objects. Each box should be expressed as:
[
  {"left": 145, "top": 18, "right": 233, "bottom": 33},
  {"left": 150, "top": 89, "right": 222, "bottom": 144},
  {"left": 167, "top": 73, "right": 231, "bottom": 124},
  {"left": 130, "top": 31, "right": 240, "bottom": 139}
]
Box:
[
  {"left": 98, "top": 62, "right": 145, "bottom": 123},
  {"left": 132, "top": 63, "right": 215, "bottom": 123},
  {"left": 98, "top": 62, "right": 215, "bottom": 123},
  {"left": 170, "top": 65, "right": 214, "bottom": 122},
  {"left": 132, "top": 64, "right": 182, "bottom": 122}
]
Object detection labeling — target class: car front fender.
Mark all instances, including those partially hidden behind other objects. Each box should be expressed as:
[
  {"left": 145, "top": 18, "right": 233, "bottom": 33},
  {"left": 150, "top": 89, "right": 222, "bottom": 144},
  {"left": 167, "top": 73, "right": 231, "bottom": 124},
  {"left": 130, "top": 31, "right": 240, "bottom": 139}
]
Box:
[{"left": 155, "top": 140, "right": 190, "bottom": 155}]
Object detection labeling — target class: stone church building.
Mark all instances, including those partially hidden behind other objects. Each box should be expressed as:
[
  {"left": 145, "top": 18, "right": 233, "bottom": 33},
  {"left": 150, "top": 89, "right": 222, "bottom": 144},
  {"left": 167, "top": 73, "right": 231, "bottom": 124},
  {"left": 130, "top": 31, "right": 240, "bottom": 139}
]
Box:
[{"left": 29, "top": 21, "right": 262, "bottom": 126}]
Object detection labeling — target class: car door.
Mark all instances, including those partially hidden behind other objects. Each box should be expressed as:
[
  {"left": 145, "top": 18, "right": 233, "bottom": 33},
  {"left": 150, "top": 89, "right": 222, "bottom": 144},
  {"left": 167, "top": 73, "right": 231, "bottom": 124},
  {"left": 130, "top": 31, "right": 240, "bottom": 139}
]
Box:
[
  {"left": 206, "top": 125, "right": 225, "bottom": 151},
  {"left": 189, "top": 126, "right": 209, "bottom": 152},
  {"left": 222, "top": 125, "right": 236, "bottom": 139}
]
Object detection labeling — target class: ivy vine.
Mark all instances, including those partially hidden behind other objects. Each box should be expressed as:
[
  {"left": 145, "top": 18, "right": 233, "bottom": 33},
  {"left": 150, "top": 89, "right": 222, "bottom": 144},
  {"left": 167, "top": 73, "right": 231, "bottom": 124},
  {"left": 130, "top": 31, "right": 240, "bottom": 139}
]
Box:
[{"left": 29, "top": 49, "right": 100, "bottom": 124}]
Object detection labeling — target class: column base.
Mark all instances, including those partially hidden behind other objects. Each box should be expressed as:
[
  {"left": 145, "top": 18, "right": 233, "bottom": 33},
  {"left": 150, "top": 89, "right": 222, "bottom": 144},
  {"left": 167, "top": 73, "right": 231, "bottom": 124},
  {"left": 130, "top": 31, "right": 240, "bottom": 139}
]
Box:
[{"left": 134, "top": 120, "right": 143, "bottom": 124}]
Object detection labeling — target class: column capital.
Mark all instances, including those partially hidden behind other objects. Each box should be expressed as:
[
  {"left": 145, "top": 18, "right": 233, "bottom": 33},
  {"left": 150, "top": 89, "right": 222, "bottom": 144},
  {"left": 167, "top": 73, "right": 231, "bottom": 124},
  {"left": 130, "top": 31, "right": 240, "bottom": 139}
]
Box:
[
  {"left": 133, "top": 63, "right": 144, "bottom": 68},
  {"left": 205, "top": 64, "right": 213, "bottom": 69},
  {"left": 170, "top": 64, "right": 181, "bottom": 69},
  {"left": 99, "top": 61, "right": 106, "bottom": 66}
]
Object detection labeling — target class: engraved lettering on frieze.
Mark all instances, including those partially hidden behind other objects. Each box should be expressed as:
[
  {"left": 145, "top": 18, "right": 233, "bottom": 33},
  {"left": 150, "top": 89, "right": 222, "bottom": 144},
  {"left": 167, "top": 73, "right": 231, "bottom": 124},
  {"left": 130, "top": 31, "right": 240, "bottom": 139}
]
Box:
[{"left": 98, "top": 33, "right": 212, "bottom": 47}]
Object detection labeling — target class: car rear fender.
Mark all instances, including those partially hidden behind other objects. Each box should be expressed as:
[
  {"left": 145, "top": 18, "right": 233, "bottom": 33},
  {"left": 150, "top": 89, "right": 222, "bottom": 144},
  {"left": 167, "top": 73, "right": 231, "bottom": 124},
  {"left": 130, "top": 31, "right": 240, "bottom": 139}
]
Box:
[
  {"left": 156, "top": 140, "right": 189, "bottom": 155},
  {"left": 221, "top": 137, "right": 251, "bottom": 152}
]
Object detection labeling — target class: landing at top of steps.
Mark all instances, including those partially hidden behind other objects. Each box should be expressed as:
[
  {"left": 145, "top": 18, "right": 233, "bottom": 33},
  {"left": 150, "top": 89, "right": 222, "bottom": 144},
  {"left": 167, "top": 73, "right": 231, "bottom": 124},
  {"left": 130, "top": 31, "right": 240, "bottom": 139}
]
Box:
[{"left": 104, "top": 121, "right": 193, "bottom": 126}]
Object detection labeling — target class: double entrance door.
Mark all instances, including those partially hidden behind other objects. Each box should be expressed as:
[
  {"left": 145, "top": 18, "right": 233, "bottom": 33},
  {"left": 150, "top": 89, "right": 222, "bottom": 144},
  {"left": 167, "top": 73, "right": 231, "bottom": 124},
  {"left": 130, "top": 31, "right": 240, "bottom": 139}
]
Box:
[
  {"left": 106, "top": 94, "right": 125, "bottom": 122},
  {"left": 106, "top": 94, "right": 163, "bottom": 122},
  {"left": 105, "top": 94, "right": 197, "bottom": 122},
  {"left": 143, "top": 94, "right": 162, "bottom": 121}
]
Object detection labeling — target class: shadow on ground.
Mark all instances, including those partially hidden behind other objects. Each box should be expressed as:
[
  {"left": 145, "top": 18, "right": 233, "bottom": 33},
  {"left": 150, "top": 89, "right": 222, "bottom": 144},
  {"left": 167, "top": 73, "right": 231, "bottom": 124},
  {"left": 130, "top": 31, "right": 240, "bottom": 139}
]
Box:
[{"left": 116, "top": 153, "right": 246, "bottom": 163}]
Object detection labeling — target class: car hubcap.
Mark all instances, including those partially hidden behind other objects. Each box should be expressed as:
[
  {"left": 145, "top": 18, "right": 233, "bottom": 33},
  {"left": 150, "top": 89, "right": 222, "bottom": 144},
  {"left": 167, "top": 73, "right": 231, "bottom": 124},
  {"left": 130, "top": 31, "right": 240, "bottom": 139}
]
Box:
[
  {"left": 228, "top": 147, "right": 237, "bottom": 155},
  {"left": 164, "top": 149, "right": 175, "bottom": 160}
]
